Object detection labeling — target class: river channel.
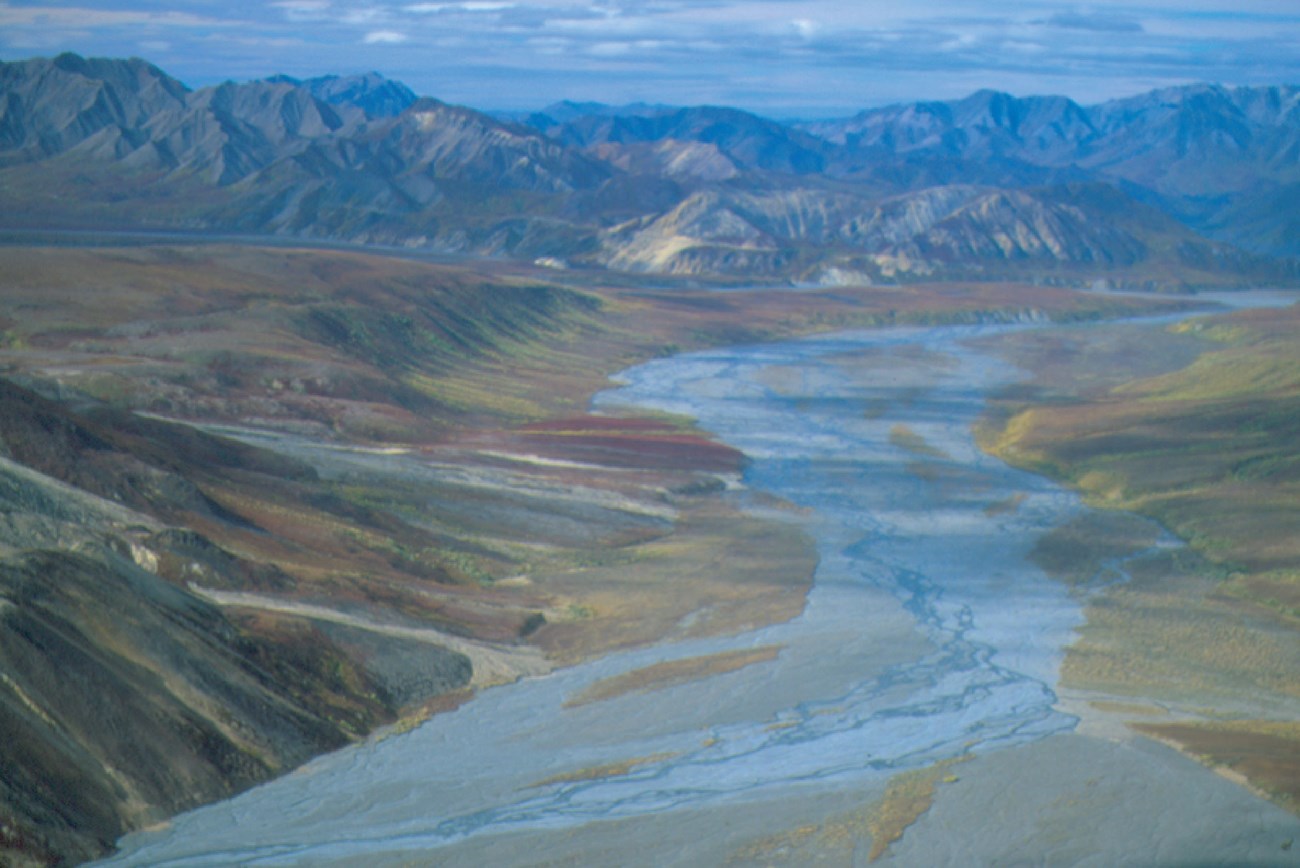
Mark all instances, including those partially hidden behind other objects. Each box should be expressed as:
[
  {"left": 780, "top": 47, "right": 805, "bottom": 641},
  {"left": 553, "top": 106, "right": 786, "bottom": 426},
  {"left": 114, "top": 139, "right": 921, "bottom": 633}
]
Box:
[{"left": 102, "top": 305, "right": 1300, "bottom": 866}]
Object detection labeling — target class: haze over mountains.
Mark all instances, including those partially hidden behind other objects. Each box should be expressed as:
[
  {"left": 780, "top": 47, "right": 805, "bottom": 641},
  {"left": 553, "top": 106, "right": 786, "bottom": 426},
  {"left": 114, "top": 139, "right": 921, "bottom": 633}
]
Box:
[{"left": 2, "top": 52, "right": 1298, "bottom": 286}]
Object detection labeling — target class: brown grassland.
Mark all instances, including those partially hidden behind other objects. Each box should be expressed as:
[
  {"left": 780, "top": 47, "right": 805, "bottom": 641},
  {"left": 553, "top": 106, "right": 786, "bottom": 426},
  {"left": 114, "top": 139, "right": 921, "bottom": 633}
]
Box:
[{"left": 980, "top": 299, "right": 1300, "bottom": 814}]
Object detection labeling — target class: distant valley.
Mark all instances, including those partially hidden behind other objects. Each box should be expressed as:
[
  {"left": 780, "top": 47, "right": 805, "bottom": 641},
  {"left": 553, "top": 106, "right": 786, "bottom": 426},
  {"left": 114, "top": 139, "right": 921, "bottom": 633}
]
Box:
[{"left": 2, "top": 53, "right": 1298, "bottom": 287}]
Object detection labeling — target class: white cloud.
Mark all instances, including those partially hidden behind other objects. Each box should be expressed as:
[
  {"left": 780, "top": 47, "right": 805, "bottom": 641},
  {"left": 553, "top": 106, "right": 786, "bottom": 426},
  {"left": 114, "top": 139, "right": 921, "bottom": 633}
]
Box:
[
  {"left": 0, "top": 5, "right": 225, "bottom": 28},
  {"left": 792, "top": 18, "right": 818, "bottom": 39},
  {"left": 272, "top": 0, "right": 330, "bottom": 11},
  {"left": 406, "top": 1, "right": 515, "bottom": 12},
  {"left": 3, "top": 0, "right": 1299, "bottom": 116},
  {"left": 364, "top": 30, "right": 409, "bottom": 43},
  {"left": 343, "top": 8, "right": 385, "bottom": 25}
]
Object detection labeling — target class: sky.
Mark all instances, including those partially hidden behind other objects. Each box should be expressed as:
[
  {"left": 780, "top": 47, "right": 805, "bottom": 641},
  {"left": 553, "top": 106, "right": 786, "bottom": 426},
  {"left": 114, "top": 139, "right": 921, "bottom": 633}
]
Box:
[{"left": 2, "top": 1, "right": 1298, "bottom": 117}]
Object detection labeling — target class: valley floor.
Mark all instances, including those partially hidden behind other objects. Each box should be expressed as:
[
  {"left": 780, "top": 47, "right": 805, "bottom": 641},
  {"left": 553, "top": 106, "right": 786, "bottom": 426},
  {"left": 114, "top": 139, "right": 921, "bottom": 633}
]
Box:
[
  {"left": 100, "top": 286, "right": 1298, "bottom": 866},
  {"left": 0, "top": 241, "right": 1292, "bottom": 865}
]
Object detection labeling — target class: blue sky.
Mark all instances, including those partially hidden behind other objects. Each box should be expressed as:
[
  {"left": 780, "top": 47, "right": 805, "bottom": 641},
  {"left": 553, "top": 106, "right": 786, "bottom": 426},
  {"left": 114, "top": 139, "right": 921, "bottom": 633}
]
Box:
[{"left": 2, "top": 1, "right": 1298, "bottom": 116}]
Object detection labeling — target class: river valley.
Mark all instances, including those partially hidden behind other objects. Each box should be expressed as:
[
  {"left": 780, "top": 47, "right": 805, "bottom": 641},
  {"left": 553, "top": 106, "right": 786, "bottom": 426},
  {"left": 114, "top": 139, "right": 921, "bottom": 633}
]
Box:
[{"left": 99, "top": 304, "right": 1300, "bottom": 866}]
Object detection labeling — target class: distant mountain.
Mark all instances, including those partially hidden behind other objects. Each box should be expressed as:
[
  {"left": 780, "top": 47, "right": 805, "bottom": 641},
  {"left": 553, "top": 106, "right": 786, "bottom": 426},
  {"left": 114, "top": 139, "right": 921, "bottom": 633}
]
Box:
[
  {"left": 804, "top": 84, "right": 1300, "bottom": 193},
  {"left": 804, "top": 84, "right": 1300, "bottom": 257},
  {"left": 511, "top": 99, "right": 677, "bottom": 129},
  {"left": 0, "top": 55, "right": 611, "bottom": 255},
  {"left": 541, "top": 105, "right": 831, "bottom": 175},
  {"left": 297, "top": 72, "right": 417, "bottom": 118},
  {"left": 1, "top": 53, "right": 1297, "bottom": 284},
  {"left": 1082, "top": 84, "right": 1300, "bottom": 197},
  {"left": 807, "top": 90, "right": 1099, "bottom": 165}
]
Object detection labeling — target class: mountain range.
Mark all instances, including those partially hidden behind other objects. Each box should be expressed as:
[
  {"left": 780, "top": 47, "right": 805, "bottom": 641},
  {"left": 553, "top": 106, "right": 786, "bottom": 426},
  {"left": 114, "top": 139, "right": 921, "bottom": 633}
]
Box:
[{"left": 2, "top": 53, "right": 1298, "bottom": 286}]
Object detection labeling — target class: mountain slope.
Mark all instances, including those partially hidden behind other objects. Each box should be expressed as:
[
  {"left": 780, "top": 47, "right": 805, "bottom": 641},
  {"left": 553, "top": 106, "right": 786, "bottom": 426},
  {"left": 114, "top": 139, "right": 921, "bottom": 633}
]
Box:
[
  {"left": 0, "top": 245, "right": 619, "bottom": 865},
  {"left": 593, "top": 181, "right": 1293, "bottom": 286},
  {"left": 540, "top": 105, "right": 830, "bottom": 175},
  {"left": 0, "top": 53, "right": 189, "bottom": 165}
]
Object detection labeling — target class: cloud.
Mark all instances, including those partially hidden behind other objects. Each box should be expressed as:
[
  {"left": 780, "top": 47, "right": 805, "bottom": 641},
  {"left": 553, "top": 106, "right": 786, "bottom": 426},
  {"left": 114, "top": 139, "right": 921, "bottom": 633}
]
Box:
[
  {"left": 2, "top": 0, "right": 1298, "bottom": 117},
  {"left": 363, "top": 30, "right": 409, "bottom": 44},
  {"left": 0, "top": 4, "right": 227, "bottom": 28},
  {"left": 406, "top": 1, "right": 515, "bottom": 11},
  {"left": 343, "top": 8, "right": 385, "bottom": 25},
  {"left": 791, "top": 18, "right": 819, "bottom": 40},
  {"left": 1038, "top": 12, "right": 1144, "bottom": 33},
  {"left": 272, "top": 0, "right": 330, "bottom": 11}
]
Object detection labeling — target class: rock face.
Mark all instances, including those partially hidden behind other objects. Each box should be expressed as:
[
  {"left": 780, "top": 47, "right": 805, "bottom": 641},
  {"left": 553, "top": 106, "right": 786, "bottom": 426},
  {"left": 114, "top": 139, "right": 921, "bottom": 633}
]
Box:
[{"left": 1, "top": 53, "right": 1297, "bottom": 283}]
